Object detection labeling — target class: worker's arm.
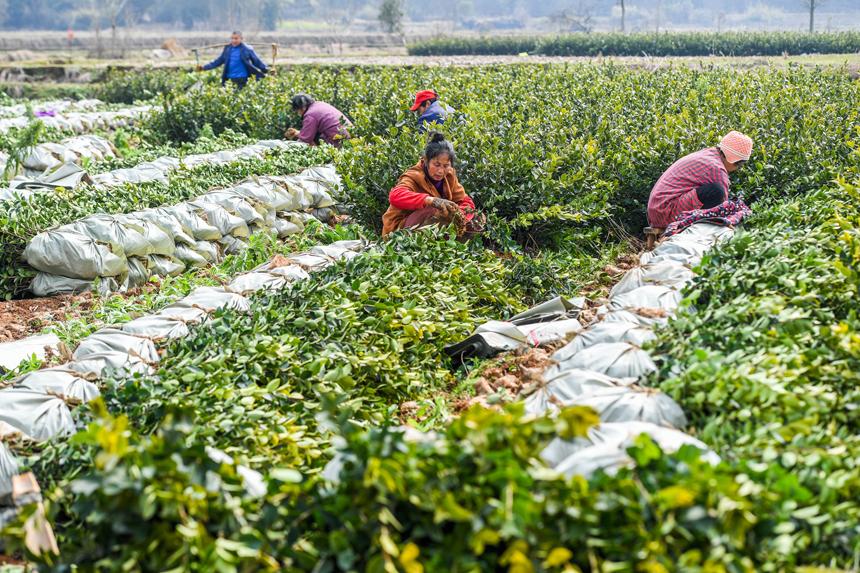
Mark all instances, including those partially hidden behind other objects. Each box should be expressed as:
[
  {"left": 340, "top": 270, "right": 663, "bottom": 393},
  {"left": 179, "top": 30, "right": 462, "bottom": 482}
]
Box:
[
  {"left": 389, "top": 186, "right": 430, "bottom": 211},
  {"left": 719, "top": 167, "right": 731, "bottom": 199},
  {"left": 248, "top": 48, "right": 268, "bottom": 73},
  {"left": 457, "top": 193, "right": 476, "bottom": 221},
  {"left": 452, "top": 178, "right": 476, "bottom": 221},
  {"left": 202, "top": 49, "right": 226, "bottom": 71},
  {"left": 297, "top": 113, "right": 320, "bottom": 145}
]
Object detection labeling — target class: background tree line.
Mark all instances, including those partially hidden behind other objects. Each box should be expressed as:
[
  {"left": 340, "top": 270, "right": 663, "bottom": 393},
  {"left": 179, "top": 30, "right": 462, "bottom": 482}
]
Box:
[{"left": 0, "top": 0, "right": 856, "bottom": 33}]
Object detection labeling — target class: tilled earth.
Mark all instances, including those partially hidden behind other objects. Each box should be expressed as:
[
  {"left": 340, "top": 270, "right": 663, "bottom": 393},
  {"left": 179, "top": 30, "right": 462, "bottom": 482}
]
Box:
[{"left": 0, "top": 294, "right": 92, "bottom": 343}]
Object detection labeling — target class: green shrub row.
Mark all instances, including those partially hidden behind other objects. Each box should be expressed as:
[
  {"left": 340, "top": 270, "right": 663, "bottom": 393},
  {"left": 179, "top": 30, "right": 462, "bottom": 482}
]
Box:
[
  {"left": 408, "top": 31, "right": 860, "bottom": 57},
  {"left": 648, "top": 178, "right": 860, "bottom": 566},
  {"left": 118, "top": 65, "right": 860, "bottom": 247},
  {"left": 94, "top": 68, "right": 210, "bottom": 105},
  {"left": 11, "top": 222, "right": 850, "bottom": 569},
  {"left": 0, "top": 144, "right": 331, "bottom": 299}
]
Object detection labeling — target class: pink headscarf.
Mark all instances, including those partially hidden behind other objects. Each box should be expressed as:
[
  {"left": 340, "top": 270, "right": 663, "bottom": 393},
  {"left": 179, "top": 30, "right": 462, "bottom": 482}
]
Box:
[{"left": 718, "top": 131, "right": 753, "bottom": 163}]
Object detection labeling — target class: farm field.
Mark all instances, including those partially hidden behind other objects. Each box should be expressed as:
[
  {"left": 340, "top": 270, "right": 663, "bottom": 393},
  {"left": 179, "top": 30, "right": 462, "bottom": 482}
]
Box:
[{"left": 0, "top": 53, "right": 858, "bottom": 571}]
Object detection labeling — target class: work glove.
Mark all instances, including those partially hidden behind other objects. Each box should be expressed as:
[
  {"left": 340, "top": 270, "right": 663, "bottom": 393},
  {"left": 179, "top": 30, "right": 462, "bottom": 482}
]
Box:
[
  {"left": 195, "top": 65, "right": 203, "bottom": 72},
  {"left": 427, "top": 197, "right": 458, "bottom": 216}
]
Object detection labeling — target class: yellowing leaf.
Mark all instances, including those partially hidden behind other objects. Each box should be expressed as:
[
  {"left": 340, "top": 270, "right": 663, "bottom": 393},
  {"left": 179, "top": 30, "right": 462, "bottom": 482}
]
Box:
[{"left": 543, "top": 547, "right": 573, "bottom": 568}]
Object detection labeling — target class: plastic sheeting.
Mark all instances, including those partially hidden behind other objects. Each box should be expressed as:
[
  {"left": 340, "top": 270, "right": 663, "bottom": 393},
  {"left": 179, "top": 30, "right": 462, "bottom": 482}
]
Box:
[
  {"left": 0, "top": 238, "right": 368, "bottom": 456},
  {"left": 23, "top": 162, "right": 343, "bottom": 295},
  {"left": 4, "top": 138, "right": 289, "bottom": 205},
  {"left": 609, "top": 261, "right": 695, "bottom": 298},
  {"left": 169, "top": 287, "right": 251, "bottom": 314},
  {"left": 607, "top": 285, "right": 683, "bottom": 314},
  {"left": 0, "top": 98, "right": 104, "bottom": 119},
  {"left": 31, "top": 273, "right": 117, "bottom": 298},
  {"left": 0, "top": 389, "right": 75, "bottom": 441},
  {"left": 73, "top": 328, "right": 160, "bottom": 364},
  {"left": 14, "top": 369, "right": 101, "bottom": 403},
  {"left": 120, "top": 315, "right": 190, "bottom": 341},
  {"left": 0, "top": 105, "right": 151, "bottom": 136},
  {"left": 445, "top": 297, "right": 585, "bottom": 365},
  {"left": 65, "top": 351, "right": 154, "bottom": 379},
  {"left": 544, "top": 421, "right": 720, "bottom": 476},
  {"left": 524, "top": 369, "right": 636, "bottom": 416},
  {"left": 600, "top": 309, "right": 670, "bottom": 328},
  {"left": 21, "top": 135, "right": 116, "bottom": 175},
  {"left": 0, "top": 443, "right": 19, "bottom": 500},
  {"left": 552, "top": 385, "right": 687, "bottom": 429},
  {"left": 670, "top": 222, "right": 735, "bottom": 245},
  {"left": 552, "top": 322, "right": 656, "bottom": 362},
  {"left": 0, "top": 333, "right": 60, "bottom": 371},
  {"left": 548, "top": 341, "right": 657, "bottom": 380},
  {"left": 24, "top": 230, "right": 127, "bottom": 280},
  {"left": 1, "top": 163, "right": 91, "bottom": 204}
]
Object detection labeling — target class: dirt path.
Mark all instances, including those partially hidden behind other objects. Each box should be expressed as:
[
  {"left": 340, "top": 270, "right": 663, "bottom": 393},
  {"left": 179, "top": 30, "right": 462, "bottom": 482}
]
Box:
[{"left": 0, "top": 294, "right": 92, "bottom": 342}]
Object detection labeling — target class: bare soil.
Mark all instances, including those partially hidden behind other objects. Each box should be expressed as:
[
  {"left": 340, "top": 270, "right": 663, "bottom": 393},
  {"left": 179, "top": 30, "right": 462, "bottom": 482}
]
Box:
[{"left": 0, "top": 294, "right": 92, "bottom": 343}]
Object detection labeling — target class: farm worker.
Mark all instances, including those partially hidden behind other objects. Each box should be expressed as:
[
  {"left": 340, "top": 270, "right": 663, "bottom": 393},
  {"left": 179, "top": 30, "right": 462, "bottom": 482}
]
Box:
[
  {"left": 196, "top": 31, "right": 268, "bottom": 89},
  {"left": 382, "top": 131, "right": 477, "bottom": 236},
  {"left": 285, "top": 94, "right": 353, "bottom": 148},
  {"left": 647, "top": 131, "right": 753, "bottom": 229},
  {"left": 410, "top": 90, "right": 455, "bottom": 133}
]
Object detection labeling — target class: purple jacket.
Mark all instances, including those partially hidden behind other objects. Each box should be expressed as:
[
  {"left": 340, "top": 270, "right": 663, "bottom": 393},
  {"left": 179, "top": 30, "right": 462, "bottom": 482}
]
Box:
[{"left": 298, "top": 101, "right": 352, "bottom": 147}]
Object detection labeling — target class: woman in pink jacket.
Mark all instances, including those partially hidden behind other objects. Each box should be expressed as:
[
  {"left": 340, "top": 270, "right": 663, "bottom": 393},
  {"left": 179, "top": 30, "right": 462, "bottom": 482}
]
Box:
[{"left": 285, "top": 93, "right": 352, "bottom": 148}]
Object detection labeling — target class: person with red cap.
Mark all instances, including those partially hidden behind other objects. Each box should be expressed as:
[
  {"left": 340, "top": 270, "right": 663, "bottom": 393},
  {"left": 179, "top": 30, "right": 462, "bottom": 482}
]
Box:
[
  {"left": 410, "top": 90, "right": 455, "bottom": 133},
  {"left": 647, "top": 130, "right": 753, "bottom": 229}
]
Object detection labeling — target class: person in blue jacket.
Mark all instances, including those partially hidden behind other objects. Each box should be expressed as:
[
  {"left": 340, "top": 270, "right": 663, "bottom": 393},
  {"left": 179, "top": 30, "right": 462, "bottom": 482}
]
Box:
[
  {"left": 410, "top": 90, "right": 455, "bottom": 133},
  {"left": 197, "top": 31, "right": 267, "bottom": 89}
]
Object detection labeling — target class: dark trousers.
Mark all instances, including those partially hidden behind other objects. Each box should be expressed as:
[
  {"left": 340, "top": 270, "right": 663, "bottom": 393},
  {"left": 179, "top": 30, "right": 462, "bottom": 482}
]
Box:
[{"left": 228, "top": 77, "right": 249, "bottom": 89}]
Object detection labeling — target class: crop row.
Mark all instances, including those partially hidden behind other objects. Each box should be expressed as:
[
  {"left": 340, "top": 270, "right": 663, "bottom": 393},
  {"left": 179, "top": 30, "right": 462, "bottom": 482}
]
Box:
[
  {"left": 120, "top": 65, "right": 860, "bottom": 248},
  {"left": 408, "top": 31, "right": 860, "bottom": 57},
  {"left": 24, "top": 165, "right": 340, "bottom": 296},
  {"left": 647, "top": 178, "right": 860, "bottom": 565},
  {"left": 11, "top": 176, "right": 858, "bottom": 568},
  {"left": 0, "top": 143, "right": 332, "bottom": 298},
  {"left": 0, "top": 98, "right": 105, "bottom": 119},
  {"left": 0, "top": 106, "right": 151, "bottom": 136}
]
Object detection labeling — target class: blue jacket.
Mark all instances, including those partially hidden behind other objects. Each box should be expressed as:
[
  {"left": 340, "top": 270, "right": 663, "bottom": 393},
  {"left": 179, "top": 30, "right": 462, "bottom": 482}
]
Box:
[
  {"left": 203, "top": 43, "right": 268, "bottom": 84},
  {"left": 418, "top": 100, "right": 455, "bottom": 132}
]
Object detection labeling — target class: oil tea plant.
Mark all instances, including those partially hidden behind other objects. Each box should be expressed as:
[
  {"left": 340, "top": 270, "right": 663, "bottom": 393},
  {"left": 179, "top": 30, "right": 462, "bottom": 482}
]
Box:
[
  {"left": 408, "top": 30, "right": 860, "bottom": 57},
  {"left": 649, "top": 178, "right": 860, "bottom": 567},
  {"left": 126, "top": 65, "right": 859, "bottom": 248}
]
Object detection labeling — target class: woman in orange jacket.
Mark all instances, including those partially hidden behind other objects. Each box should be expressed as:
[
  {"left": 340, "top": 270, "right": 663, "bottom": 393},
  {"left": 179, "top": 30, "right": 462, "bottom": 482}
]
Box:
[{"left": 382, "top": 132, "right": 477, "bottom": 236}]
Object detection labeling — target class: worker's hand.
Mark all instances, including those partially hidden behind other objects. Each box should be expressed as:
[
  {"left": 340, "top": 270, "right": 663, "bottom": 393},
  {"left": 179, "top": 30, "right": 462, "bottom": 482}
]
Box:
[
  {"left": 195, "top": 65, "right": 203, "bottom": 72},
  {"left": 268, "top": 67, "right": 278, "bottom": 76},
  {"left": 284, "top": 127, "right": 299, "bottom": 140},
  {"left": 427, "top": 197, "right": 458, "bottom": 216}
]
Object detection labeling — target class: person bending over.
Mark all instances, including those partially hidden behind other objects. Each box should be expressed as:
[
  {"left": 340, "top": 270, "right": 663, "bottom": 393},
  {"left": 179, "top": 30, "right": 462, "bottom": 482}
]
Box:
[
  {"left": 284, "top": 94, "right": 352, "bottom": 148},
  {"left": 647, "top": 130, "right": 752, "bottom": 229}
]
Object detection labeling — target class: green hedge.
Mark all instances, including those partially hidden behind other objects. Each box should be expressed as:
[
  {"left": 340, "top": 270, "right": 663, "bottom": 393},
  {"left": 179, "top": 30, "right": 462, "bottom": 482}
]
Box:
[
  {"left": 409, "top": 31, "right": 860, "bottom": 57},
  {"left": 649, "top": 178, "right": 860, "bottom": 565},
  {"left": 1, "top": 232, "right": 777, "bottom": 569},
  {"left": 115, "top": 65, "right": 860, "bottom": 249}
]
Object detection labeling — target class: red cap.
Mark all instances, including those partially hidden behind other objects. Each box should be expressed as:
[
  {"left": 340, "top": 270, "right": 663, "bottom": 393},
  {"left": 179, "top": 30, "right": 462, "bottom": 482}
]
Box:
[{"left": 410, "top": 90, "right": 437, "bottom": 111}]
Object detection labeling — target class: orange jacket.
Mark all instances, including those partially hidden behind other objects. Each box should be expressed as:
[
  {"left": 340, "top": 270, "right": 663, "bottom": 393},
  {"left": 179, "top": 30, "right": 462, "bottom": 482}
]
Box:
[{"left": 382, "top": 160, "right": 472, "bottom": 236}]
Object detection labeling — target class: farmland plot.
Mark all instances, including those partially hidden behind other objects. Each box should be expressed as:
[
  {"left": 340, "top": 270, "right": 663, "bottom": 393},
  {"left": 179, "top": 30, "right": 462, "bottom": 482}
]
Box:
[{"left": 0, "top": 61, "right": 859, "bottom": 570}]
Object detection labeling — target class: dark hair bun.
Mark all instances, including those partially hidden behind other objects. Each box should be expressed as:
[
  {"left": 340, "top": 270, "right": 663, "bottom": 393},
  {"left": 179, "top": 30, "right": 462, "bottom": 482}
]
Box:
[{"left": 427, "top": 131, "right": 446, "bottom": 144}]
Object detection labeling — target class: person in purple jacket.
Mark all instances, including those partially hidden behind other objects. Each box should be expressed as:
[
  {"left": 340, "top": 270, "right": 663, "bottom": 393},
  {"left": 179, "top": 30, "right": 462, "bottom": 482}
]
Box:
[{"left": 285, "top": 94, "right": 352, "bottom": 148}]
